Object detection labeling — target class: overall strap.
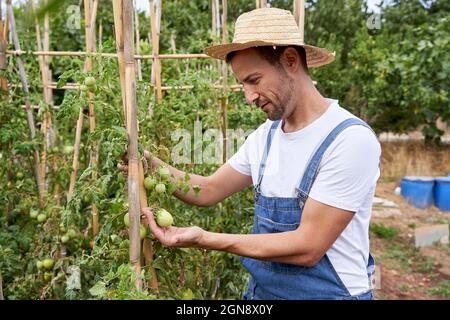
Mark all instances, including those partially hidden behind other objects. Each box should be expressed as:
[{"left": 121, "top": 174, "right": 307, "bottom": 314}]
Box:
[
  {"left": 296, "top": 118, "right": 374, "bottom": 208},
  {"left": 255, "top": 120, "right": 281, "bottom": 194}
]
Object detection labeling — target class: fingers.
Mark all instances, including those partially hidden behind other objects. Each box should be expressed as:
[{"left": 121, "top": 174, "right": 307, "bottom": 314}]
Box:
[
  {"left": 117, "top": 163, "right": 128, "bottom": 172},
  {"left": 143, "top": 150, "right": 151, "bottom": 160},
  {"left": 142, "top": 207, "right": 162, "bottom": 238}
]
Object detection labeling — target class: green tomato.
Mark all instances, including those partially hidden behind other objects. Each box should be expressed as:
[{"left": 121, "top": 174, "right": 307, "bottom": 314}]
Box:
[
  {"left": 79, "top": 84, "right": 88, "bottom": 92},
  {"left": 181, "top": 288, "right": 193, "bottom": 300},
  {"left": 144, "top": 176, "right": 157, "bottom": 190},
  {"left": 63, "top": 145, "right": 74, "bottom": 155},
  {"left": 42, "top": 258, "right": 54, "bottom": 270},
  {"left": 84, "top": 76, "right": 96, "bottom": 88},
  {"left": 61, "top": 235, "right": 70, "bottom": 244},
  {"left": 82, "top": 193, "right": 91, "bottom": 205},
  {"left": 155, "top": 209, "right": 173, "bottom": 228},
  {"left": 167, "top": 182, "right": 177, "bottom": 195},
  {"left": 67, "top": 229, "right": 77, "bottom": 239},
  {"left": 37, "top": 213, "right": 47, "bottom": 223},
  {"left": 123, "top": 212, "right": 130, "bottom": 227},
  {"left": 29, "top": 209, "right": 39, "bottom": 219},
  {"left": 158, "top": 167, "right": 171, "bottom": 180},
  {"left": 16, "top": 171, "right": 24, "bottom": 179},
  {"left": 36, "top": 260, "right": 43, "bottom": 270},
  {"left": 110, "top": 234, "right": 120, "bottom": 244},
  {"left": 43, "top": 272, "right": 53, "bottom": 281},
  {"left": 140, "top": 224, "right": 147, "bottom": 240},
  {"left": 59, "top": 223, "right": 66, "bottom": 233},
  {"left": 154, "top": 183, "right": 166, "bottom": 194}
]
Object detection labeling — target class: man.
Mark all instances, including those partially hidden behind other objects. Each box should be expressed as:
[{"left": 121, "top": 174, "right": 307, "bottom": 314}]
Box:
[{"left": 142, "top": 7, "right": 381, "bottom": 300}]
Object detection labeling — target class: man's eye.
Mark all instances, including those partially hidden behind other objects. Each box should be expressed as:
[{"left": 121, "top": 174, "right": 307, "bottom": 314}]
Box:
[{"left": 248, "top": 78, "right": 259, "bottom": 84}]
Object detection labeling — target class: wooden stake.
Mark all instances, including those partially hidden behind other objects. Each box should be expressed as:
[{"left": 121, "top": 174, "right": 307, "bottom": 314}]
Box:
[
  {"left": 112, "top": 0, "right": 127, "bottom": 121},
  {"left": 7, "top": 0, "right": 45, "bottom": 204},
  {"left": 139, "top": 161, "right": 158, "bottom": 291},
  {"left": 149, "top": 0, "right": 162, "bottom": 102},
  {"left": 293, "top": 0, "right": 305, "bottom": 41},
  {"left": 67, "top": 0, "right": 98, "bottom": 202},
  {"left": 113, "top": 0, "right": 142, "bottom": 292},
  {"left": 221, "top": 0, "right": 228, "bottom": 163},
  {"left": 134, "top": 0, "right": 142, "bottom": 81},
  {"left": 32, "top": 0, "right": 52, "bottom": 194},
  {"left": 170, "top": 33, "right": 181, "bottom": 77},
  {"left": 0, "top": 0, "right": 8, "bottom": 98},
  {"left": 84, "top": 0, "right": 99, "bottom": 238},
  {"left": 6, "top": 50, "right": 209, "bottom": 60},
  {"left": 0, "top": 270, "right": 3, "bottom": 300},
  {"left": 211, "top": 0, "right": 216, "bottom": 36},
  {"left": 3, "top": 0, "right": 9, "bottom": 40}
]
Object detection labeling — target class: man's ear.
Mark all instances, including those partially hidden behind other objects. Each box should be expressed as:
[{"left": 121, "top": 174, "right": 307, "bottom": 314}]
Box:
[{"left": 282, "top": 47, "right": 300, "bottom": 72}]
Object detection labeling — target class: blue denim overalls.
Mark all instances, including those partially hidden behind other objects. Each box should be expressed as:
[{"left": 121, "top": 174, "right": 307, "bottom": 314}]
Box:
[{"left": 242, "top": 118, "right": 376, "bottom": 300}]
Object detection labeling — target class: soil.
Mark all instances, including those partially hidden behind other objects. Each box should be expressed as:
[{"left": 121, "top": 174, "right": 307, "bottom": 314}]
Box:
[{"left": 371, "top": 181, "right": 450, "bottom": 300}]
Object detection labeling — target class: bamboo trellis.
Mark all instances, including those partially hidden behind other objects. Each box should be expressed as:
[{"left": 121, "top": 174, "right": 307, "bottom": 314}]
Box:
[
  {"left": 3, "top": 0, "right": 306, "bottom": 293},
  {"left": 7, "top": 0, "right": 45, "bottom": 205}
]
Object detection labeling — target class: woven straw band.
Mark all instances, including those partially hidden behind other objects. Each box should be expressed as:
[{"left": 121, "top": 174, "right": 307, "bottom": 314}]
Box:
[{"left": 204, "top": 7, "right": 335, "bottom": 68}]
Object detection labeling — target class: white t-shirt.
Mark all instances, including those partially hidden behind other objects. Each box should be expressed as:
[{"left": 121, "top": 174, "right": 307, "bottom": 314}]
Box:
[{"left": 228, "top": 99, "right": 381, "bottom": 295}]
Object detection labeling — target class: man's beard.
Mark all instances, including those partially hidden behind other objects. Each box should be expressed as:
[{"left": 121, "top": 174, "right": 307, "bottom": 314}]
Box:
[{"left": 267, "top": 76, "right": 294, "bottom": 121}]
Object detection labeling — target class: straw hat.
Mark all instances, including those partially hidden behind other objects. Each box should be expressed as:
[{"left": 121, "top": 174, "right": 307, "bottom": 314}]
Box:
[{"left": 204, "top": 7, "right": 335, "bottom": 68}]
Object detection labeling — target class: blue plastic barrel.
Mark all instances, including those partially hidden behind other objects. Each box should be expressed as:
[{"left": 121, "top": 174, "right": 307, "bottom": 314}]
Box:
[
  {"left": 434, "top": 177, "right": 450, "bottom": 211},
  {"left": 400, "top": 176, "right": 435, "bottom": 209}
]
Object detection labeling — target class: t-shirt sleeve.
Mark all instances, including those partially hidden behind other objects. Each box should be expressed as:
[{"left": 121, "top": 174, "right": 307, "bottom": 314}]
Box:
[
  {"left": 308, "top": 126, "right": 381, "bottom": 212},
  {"left": 227, "top": 130, "right": 255, "bottom": 176}
]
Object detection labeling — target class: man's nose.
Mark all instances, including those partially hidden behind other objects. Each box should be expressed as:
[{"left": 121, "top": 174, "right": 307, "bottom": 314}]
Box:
[{"left": 244, "top": 89, "right": 259, "bottom": 105}]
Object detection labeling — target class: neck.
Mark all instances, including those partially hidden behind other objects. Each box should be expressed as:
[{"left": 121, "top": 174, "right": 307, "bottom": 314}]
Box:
[{"left": 282, "top": 79, "right": 330, "bottom": 133}]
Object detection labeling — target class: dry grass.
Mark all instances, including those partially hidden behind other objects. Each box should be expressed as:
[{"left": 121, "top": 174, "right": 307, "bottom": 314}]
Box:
[{"left": 380, "top": 141, "right": 450, "bottom": 182}]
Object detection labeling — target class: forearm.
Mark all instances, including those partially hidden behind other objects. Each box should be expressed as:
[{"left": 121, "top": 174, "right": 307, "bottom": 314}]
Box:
[
  {"left": 199, "top": 230, "right": 318, "bottom": 267},
  {"left": 147, "top": 155, "right": 213, "bottom": 207}
]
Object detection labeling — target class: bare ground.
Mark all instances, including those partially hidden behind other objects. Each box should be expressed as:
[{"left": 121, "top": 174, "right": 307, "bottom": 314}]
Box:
[{"left": 371, "top": 181, "right": 450, "bottom": 300}]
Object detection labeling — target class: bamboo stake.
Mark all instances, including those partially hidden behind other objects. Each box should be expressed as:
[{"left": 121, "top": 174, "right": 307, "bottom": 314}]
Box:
[
  {"left": 7, "top": 0, "right": 45, "bottom": 204},
  {"left": 113, "top": 0, "right": 142, "bottom": 292},
  {"left": 170, "top": 33, "right": 181, "bottom": 77},
  {"left": 6, "top": 50, "right": 209, "bottom": 60},
  {"left": 112, "top": 1, "right": 127, "bottom": 121},
  {"left": 149, "top": 0, "right": 162, "bottom": 102},
  {"left": 221, "top": 0, "right": 228, "bottom": 163},
  {"left": 84, "top": 0, "right": 99, "bottom": 238},
  {"left": 125, "top": 0, "right": 142, "bottom": 292},
  {"left": 134, "top": 0, "right": 142, "bottom": 81},
  {"left": 0, "top": 270, "right": 3, "bottom": 300},
  {"left": 293, "top": 0, "right": 305, "bottom": 41},
  {"left": 215, "top": 0, "right": 220, "bottom": 37},
  {"left": 42, "top": 82, "right": 245, "bottom": 91},
  {"left": 67, "top": 0, "right": 98, "bottom": 201},
  {"left": 67, "top": 109, "right": 84, "bottom": 201},
  {"left": 3, "top": 0, "right": 8, "bottom": 39},
  {"left": 211, "top": 0, "right": 216, "bottom": 36},
  {"left": 0, "top": 1, "right": 8, "bottom": 98},
  {"left": 139, "top": 161, "right": 158, "bottom": 291},
  {"left": 98, "top": 21, "right": 103, "bottom": 47},
  {"left": 33, "top": 0, "right": 52, "bottom": 193}
]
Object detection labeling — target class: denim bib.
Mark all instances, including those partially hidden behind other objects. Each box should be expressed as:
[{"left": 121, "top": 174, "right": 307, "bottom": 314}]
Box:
[{"left": 242, "top": 118, "right": 376, "bottom": 300}]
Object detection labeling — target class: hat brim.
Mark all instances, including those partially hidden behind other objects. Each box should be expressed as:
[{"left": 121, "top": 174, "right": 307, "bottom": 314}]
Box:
[{"left": 204, "top": 41, "right": 335, "bottom": 68}]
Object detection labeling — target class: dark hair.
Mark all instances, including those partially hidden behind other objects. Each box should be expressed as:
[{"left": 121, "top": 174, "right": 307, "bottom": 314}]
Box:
[{"left": 226, "top": 46, "right": 309, "bottom": 74}]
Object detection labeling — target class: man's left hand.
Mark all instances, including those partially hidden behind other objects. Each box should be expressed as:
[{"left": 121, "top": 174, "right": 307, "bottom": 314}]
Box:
[{"left": 142, "top": 208, "right": 204, "bottom": 248}]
